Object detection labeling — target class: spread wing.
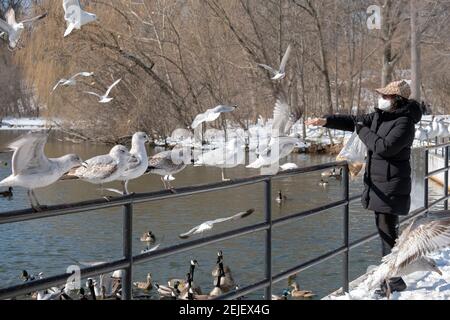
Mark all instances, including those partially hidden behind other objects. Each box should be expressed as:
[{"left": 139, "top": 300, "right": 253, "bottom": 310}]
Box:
[
  {"left": 105, "top": 79, "right": 121, "bottom": 97},
  {"left": 179, "top": 225, "right": 202, "bottom": 239},
  {"left": 191, "top": 111, "right": 208, "bottom": 129},
  {"left": 0, "top": 18, "right": 13, "bottom": 34},
  {"left": 85, "top": 91, "right": 102, "bottom": 99},
  {"left": 71, "top": 72, "right": 93, "bottom": 80},
  {"left": 211, "top": 209, "right": 255, "bottom": 224},
  {"left": 20, "top": 13, "right": 48, "bottom": 24},
  {"left": 279, "top": 44, "right": 292, "bottom": 73},
  {"left": 5, "top": 8, "right": 17, "bottom": 26},
  {"left": 390, "top": 218, "right": 450, "bottom": 270},
  {"left": 52, "top": 79, "right": 66, "bottom": 92},
  {"left": 8, "top": 131, "right": 50, "bottom": 175},
  {"left": 258, "top": 64, "right": 277, "bottom": 75},
  {"left": 272, "top": 96, "right": 290, "bottom": 136},
  {"left": 63, "top": 0, "right": 81, "bottom": 14}
]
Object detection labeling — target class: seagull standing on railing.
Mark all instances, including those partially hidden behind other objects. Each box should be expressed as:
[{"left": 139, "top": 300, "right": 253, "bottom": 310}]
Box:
[
  {"left": 65, "top": 145, "right": 137, "bottom": 188},
  {"left": 52, "top": 72, "right": 94, "bottom": 93},
  {"left": 63, "top": 0, "right": 97, "bottom": 37},
  {"left": 146, "top": 149, "right": 187, "bottom": 190},
  {"left": 364, "top": 212, "right": 450, "bottom": 298},
  {"left": 116, "top": 132, "right": 149, "bottom": 194},
  {"left": 85, "top": 78, "right": 122, "bottom": 103},
  {"left": 0, "top": 130, "right": 82, "bottom": 211},
  {"left": 0, "top": 7, "right": 47, "bottom": 49}
]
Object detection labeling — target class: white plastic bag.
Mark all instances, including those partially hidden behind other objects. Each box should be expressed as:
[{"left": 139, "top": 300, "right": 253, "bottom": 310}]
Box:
[{"left": 336, "top": 131, "right": 367, "bottom": 177}]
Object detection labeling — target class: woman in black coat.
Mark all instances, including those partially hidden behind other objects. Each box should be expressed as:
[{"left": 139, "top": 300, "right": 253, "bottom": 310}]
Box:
[{"left": 307, "top": 80, "right": 423, "bottom": 294}]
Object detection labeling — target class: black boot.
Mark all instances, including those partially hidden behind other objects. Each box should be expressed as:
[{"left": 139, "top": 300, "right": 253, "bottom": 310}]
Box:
[{"left": 375, "top": 277, "right": 407, "bottom": 298}]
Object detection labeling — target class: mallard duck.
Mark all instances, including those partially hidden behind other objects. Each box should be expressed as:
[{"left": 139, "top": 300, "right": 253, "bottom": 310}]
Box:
[
  {"left": 140, "top": 231, "right": 156, "bottom": 243},
  {"left": 272, "top": 289, "right": 290, "bottom": 300},
  {"left": 288, "top": 275, "right": 315, "bottom": 298},
  {"left": 133, "top": 273, "right": 153, "bottom": 291}
]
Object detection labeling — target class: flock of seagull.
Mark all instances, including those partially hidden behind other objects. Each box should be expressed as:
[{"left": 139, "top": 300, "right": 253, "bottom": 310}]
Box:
[{"left": 2, "top": 1, "right": 450, "bottom": 301}]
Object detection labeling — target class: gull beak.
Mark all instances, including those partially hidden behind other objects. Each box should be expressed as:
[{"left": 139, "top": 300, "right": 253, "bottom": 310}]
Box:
[{"left": 435, "top": 267, "right": 443, "bottom": 276}]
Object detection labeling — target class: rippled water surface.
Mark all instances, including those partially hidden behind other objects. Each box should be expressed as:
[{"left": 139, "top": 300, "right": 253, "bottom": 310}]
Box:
[{"left": 0, "top": 131, "right": 443, "bottom": 299}]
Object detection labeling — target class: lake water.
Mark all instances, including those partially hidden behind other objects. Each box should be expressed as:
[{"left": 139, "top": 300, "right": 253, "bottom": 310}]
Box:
[{"left": 0, "top": 131, "right": 444, "bottom": 299}]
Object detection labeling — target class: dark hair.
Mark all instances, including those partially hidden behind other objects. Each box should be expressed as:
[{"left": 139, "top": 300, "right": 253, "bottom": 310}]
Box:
[{"left": 392, "top": 96, "right": 411, "bottom": 111}]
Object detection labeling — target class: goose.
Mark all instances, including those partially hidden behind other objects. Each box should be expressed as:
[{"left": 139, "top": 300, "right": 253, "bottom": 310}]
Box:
[
  {"left": 275, "top": 190, "right": 287, "bottom": 205},
  {"left": 179, "top": 209, "right": 255, "bottom": 239},
  {"left": 187, "top": 287, "right": 211, "bottom": 300},
  {"left": 321, "top": 168, "right": 343, "bottom": 179},
  {"left": 191, "top": 105, "right": 238, "bottom": 129},
  {"left": 209, "top": 269, "right": 225, "bottom": 297},
  {"left": 212, "top": 251, "right": 235, "bottom": 292},
  {"left": 140, "top": 231, "right": 156, "bottom": 243},
  {"left": 63, "top": 0, "right": 97, "bottom": 37},
  {"left": 0, "top": 130, "right": 82, "bottom": 211},
  {"left": 0, "top": 7, "right": 47, "bottom": 49},
  {"left": 258, "top": 44, "right": 292, "bottom": 80},
  {"left": 133, "top": 273, "right": 153, "bottom": 291},
  {"left": 156, "top": 281, "right": 180, "bottom": 298},
  {"left": 168, "top": 260, "right": 202, "bottom": 293},
  {"left": 86, "top": 279, "right": 97, "bottom": 300},
  {"left": 272, "top": 289, "right": 290, "bottom": 300},
  {"left": 0, "top": 187, "right": 13, "bottom": 198},
  {"left": 364, "top": 211, "right": 450, "bottom": 298}
]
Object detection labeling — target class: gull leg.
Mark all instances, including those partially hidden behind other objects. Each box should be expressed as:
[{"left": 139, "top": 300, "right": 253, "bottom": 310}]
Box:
[
  {"left": 27, "top": 190, "right": 36, "bottom": 209},
  {"left": 161, "top": 177, "right": 167, "bottom": 189},
  {"left": 121, "top": 181, "right": 128, "bottom": 195},
  {"left": 30, "top": 190, "right": 44, "bottom": 212},
  {"left": 221, "top": 169, "right": 231, "bottom": 182}
]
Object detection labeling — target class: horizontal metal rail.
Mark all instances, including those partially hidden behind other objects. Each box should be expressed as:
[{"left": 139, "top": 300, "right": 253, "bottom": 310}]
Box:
[{"left": 1, "top": 141, "right": 450, "bottom": 301}]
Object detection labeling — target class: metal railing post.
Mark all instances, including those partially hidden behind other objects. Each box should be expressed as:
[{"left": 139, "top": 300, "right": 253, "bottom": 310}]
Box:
[
  {"left": 122, "top": 203, "right": 133, "bottom": 300},
  {"left": 425, "top": 149, "right": 429, "bottom": 211},
  {"left": 342, "top": 165, "right": 350, "bottom": 293},
  {"left": 264, "top": 179, "right": 272, "bottom": 300},
  {"left": 445, "top": 146, "right": 449, "bottom": 211}
]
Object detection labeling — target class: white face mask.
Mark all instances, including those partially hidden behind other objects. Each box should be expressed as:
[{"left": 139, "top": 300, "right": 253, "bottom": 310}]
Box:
[{"left": 378, "top": 98, "right": 392, "bottom": 111}]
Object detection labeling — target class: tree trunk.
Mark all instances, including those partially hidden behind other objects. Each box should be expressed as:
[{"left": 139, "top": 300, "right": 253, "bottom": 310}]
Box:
[{"left": 410, "top": 0, "right": 421, "bottom": 101}]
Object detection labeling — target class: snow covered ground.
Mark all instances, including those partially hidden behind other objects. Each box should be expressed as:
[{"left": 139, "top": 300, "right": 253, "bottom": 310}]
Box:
[
  {"left": 325, "top": 248, "right": 450, "bottom": 300},
  {"left": 0, "top": 117, "right": 47, "bottom": 130}
]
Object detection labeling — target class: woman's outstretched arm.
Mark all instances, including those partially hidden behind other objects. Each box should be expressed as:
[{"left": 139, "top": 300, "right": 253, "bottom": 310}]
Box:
[{"left": 323, "top": 113, "right": 375, "bottom": 132}]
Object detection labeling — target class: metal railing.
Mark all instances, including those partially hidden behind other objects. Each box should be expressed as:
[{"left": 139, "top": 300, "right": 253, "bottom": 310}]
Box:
[{"left": 0, "top": 142, "right": 449, "bottom": 300}]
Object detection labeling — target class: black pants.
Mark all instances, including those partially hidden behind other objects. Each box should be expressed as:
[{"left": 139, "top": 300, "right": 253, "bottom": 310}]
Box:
[{"left": 375, "top": 212, "right": 399, "bottom": 256}]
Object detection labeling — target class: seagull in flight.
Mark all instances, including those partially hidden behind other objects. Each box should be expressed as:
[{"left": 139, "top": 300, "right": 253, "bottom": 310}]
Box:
[
  {"left": 0, "top": 8, "right": 47, "bottom": 49},
  {"left": 364, "top": 211, "right": 450, "bottom": 298},
  {"left": 63, "top": 0, "right": 97, "bottom": 37},
  {"left": 179, "top": 209, "right": 255, "bottom": 239},
  {"left": 0, "top": 130, "right": 82, "bottom": 211},
  {"left": 85, "top": 78, "right": 121, "bottom": 103},
  {"left": 52, "top": 72, "right": 94, "bottom": 93},
  {"left": 258, "top": 44, "right": 292, "bottom": 81},
  {"left": 191, "top": 105, "right": 238, "bottom": 129}
]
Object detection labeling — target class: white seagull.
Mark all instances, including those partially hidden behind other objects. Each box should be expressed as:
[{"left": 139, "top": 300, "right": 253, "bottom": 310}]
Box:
[
  {"left": 116, "top": 132, "right": 149, "bottom": 194},
  {"left": 258, "top": 44, "right": 292, "bottom": 80},
  {"left": 179, "top": 209, "right": 255, "bottom": 239},
  {"left": 146, "top": 149, "right": 188, "bottom": 189},
  {"left": 364, "top": 212, "right": 450, "bottom": 297},
  {"left": 67, "top": 145, "right": 137, "bottom": 185},
  {"left": 52, "top": 72, "right": 94, "bottom": 92},
  {"left": 0, "top": 8, "right": 47, "bottom": 49},
  {"left": 195, "top": 138, "right": 245, "bottom": 181},
  {"left": 191, "top": 105, "right": 238, "bottom": 129},
  {"left": 63, "top": 0, "right": 97, "bottom": 37},
  {"left": 0, "top": 130, "right": 82, "bottom": 211},
  {"left": 85, "top": 78, "right": 121, "bottom": 103},
  {"left": 247, "top": 93, "right": 300, "bottom": 170}
]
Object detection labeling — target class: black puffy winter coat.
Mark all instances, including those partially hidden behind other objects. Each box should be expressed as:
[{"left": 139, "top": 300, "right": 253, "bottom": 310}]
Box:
[{"left": 324, "top": 100, "right": 423, "bottom": 215}]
